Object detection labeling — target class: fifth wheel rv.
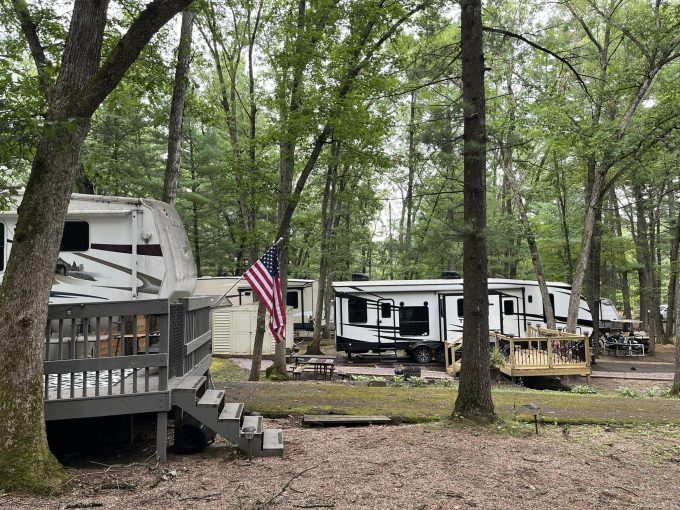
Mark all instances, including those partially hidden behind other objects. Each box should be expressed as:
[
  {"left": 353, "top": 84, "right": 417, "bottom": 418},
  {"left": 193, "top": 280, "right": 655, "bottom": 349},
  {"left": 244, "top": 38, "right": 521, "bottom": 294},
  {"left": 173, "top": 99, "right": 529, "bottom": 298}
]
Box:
[
  {"left": 0, "top": 192, "right": 197, "bottom": 302},
  {"left": 333, "top": 276, "right": 594, "bottom": 363}
]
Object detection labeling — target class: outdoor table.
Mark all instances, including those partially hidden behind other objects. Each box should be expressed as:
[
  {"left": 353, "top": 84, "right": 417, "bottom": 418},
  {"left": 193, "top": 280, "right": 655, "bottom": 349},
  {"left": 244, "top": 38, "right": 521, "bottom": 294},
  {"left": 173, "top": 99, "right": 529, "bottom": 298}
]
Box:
[
  {"left": 605, "top": 341, "right": 645, "bottom": 357},
  {"left": 292, "top": 356, "right": 336, "bottom": 380}
]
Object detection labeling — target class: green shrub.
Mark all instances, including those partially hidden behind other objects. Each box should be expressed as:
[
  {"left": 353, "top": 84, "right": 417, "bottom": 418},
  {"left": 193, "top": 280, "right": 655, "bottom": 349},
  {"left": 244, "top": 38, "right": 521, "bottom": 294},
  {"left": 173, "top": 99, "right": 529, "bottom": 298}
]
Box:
[
  {"left": 407, "top": 376, "right": 427, "bottom": 387},
  {"left": 618, "top": 387, "right": 639, "bottom": 398},
  {"left": 490, "top": 347, "right": 506, "bottom": 368},
  {"left": 571, "top": 385, "right": 597, "bottom": 394},
  {"left": 434, "top": 377, "right": 457, "bottom": 388},
  {"left": 646, "top": 386, "right": 672, "bottom": 398}
]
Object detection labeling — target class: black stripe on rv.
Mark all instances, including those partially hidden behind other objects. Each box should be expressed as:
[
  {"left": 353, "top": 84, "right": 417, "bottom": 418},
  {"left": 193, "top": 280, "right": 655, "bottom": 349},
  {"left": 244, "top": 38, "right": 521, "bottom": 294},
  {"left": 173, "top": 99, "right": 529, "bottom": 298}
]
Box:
[
  {"left": 50, "top": 291, "right": 108, "bottom": 300},
  {"left": 91, "top": 243, "right": 163, "bottom": 256}
]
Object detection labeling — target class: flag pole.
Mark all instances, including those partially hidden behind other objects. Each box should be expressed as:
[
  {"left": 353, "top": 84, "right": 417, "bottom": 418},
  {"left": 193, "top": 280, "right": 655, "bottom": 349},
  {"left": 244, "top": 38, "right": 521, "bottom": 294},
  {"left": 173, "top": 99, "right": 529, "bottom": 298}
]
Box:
[
  {"left": 210, "top": 238, "right": 284, "bottom": 308},
  {"left": 210, "top": 276, "right": 244, "bottom": 308}
]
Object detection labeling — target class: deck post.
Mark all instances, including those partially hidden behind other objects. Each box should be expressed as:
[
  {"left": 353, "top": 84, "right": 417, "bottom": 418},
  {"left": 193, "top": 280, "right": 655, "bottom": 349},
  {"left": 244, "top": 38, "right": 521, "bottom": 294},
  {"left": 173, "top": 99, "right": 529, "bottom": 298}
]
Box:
[{"left": 156, "top": 411, "right": 168, "bottom": 462}]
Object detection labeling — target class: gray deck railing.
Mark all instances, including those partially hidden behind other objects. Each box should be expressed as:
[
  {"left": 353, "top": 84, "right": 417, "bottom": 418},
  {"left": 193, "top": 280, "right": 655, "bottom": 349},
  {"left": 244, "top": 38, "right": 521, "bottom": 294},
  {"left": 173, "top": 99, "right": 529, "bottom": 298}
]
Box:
[
  {"left": 178, "top": 296, "right": 213, "bottom": 378},
  {"left": 43, "top": 297, "right": 213, "bottom": 421}
]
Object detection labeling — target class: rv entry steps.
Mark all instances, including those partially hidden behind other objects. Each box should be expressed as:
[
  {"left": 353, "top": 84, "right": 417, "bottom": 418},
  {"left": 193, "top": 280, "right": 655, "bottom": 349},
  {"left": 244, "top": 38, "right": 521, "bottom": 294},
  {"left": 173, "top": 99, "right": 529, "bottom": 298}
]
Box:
[
  {"left": 171, "top": 374, "right": 283, "bottom": 457},
  {"left": 303, "top": 415, "right": 391, "bottom": 427}
]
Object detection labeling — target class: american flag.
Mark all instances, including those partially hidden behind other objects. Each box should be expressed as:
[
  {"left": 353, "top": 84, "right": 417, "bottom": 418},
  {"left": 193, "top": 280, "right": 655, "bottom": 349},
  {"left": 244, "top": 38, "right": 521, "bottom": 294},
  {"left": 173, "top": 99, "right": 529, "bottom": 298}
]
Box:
[{"left": 243, "top": 245, "right": 286, "bottom": 343}]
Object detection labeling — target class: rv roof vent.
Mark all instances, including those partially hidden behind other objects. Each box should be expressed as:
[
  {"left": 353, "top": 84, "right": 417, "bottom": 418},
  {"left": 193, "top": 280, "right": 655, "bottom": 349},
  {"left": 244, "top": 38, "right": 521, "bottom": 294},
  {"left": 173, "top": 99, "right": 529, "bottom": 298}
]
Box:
[
  {"left": 351, "top": 273, "right": 369, "bottom": 281},
  {"left": 441, "top": 271, "right": 461, "bottom": 279}
]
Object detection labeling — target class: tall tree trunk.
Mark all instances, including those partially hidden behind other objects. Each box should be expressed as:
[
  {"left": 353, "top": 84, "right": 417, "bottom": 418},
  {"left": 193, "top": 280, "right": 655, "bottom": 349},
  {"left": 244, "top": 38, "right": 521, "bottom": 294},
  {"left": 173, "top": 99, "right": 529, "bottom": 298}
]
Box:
[
  {"left": 0, "top": 0, "right": 192, "bottom": 493},
  {"left": 162, "top": 9, "right": 194, "bottom": 205},
  {"left": 309, "top": 140, "right": 340, "bottom": 354},
  {"left": 634, "top": 185, "right": 657, "bottom": 355},
  {"left": 555, "top": 156, "right": 574, "bottom": 283},
  {"left": 188, "top": 135, "right": 202, "bottom": 277},
  {"left": 610, "top": 188, "right": 632, "bottom": 319},
  {"left": 505, "top": 169, "right": 556, "bottom": 329},
  {"left": 453, "top": 0, "right": 495, "bottom": 422},
  {"left": 403, "top": 90, "right": 417, "bottom": 279},
  {"left": 673, "top": 276, "right": 680, "bottom": 395},
  {"left": 666, "top": 210, "right": 680, "bottom": 340}
]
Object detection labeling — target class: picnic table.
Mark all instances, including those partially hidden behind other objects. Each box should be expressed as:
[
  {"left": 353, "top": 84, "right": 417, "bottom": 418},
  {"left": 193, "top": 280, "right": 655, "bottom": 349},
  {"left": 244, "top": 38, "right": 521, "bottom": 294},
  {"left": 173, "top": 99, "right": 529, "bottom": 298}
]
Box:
[
  {"left": 291, "top": 355, "right": 336, "bottom": 380},
  {"left": 604, "top": 340, "right": 645, "bottom": 357}
]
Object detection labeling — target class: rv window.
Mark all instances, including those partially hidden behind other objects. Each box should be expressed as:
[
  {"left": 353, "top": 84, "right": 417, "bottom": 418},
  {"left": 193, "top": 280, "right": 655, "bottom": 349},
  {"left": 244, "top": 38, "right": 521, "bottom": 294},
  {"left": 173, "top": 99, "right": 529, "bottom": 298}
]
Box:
[
  {"left": 60, "top": 221, "right": 89, "bottom": 251},
  {"left": 380, "top": 302, "right": 391, "bottom": 318},
  {"left": 348, "top": 297, "right": 367, "bottom": 323},
  {"left": 457, "top": 299, "right": 464, "bottom": 317},
  {"left": 503, "top": 300, "right": 514, "bottom": 315},
  {"left": 0, "top": 223, "right": 4, "bottom": 271},
  {"left": 286, "top": 291, "right": 299, "bottom": 309},
  {"left": 399, "top": 306, "right": 429, "bottom": 336}
]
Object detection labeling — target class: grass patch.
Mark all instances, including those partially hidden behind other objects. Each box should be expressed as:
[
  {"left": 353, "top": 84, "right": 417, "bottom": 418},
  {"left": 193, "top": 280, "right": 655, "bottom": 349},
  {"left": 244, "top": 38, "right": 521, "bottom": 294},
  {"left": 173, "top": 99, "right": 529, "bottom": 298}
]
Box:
[
  {"left": 211, "top": 357, "right": 250, "bottom": 382},
  {"left": 209, "top": 359, "right": 680, "bottom": 426}
]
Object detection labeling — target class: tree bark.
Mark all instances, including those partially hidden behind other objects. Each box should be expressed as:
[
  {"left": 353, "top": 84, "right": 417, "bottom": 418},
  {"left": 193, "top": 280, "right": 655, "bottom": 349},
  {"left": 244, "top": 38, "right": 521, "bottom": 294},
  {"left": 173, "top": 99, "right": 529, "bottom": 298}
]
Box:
[
  {"left": 308, "top": 140, "right": 340, "bottom": 354},
  {"left": 505, "top": 169, "right": 555, "bottom": 329},
  {"left": 162, "top": 9, "right": 195, "bottom": 205},
  {"left": 665, "top": 209, "right": 680, "bottom": 340},
  {"left": 188, "top": 134, "right": 202, "bottom": 277},
  {"left": 673, "top": 275, "right": 680, "bottom": 395},
  {"left": 0, "top": 0, "right": 192, "bottom": 493},
  {"left": 634, "top": 185, "right": 658, "bottom": 355},
  {"left": 453, "top": 0, "right": 495, "bottom": 422},
  {"left": 610, "top": 188, "right": 633, "bottom": 319},
  {"left": 403, "top": 90, "right": 417, "bottom": 279}
]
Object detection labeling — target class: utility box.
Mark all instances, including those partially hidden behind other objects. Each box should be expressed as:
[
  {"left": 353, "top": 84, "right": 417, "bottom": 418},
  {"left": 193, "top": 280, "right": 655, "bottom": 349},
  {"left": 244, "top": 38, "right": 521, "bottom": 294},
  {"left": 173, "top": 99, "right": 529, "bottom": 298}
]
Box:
[{"left": 212, "top": 303, "right": 294, "bottom": 356}]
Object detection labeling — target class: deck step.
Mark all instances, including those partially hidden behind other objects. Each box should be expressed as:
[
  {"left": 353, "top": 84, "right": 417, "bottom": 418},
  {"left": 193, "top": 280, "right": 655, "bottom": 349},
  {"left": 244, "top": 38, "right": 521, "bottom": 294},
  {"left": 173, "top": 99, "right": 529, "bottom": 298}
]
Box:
[
  {"left": 197, "top": 389, "right": 225, "bottom": 408},
  {"left": 219, "top": 403, "right": 244, "bottom": 423},
  {"left": 241, "top": 414, "right": 263, "bottom": 435},
  {"left": 171, "top": 375, "right": 207, "bottom": 392},
  {"left": 303, "top": 415, "right": 391, "bottom": 426},
  {"left": 261, "top": 428, "right": 284, "bottom": 456}
]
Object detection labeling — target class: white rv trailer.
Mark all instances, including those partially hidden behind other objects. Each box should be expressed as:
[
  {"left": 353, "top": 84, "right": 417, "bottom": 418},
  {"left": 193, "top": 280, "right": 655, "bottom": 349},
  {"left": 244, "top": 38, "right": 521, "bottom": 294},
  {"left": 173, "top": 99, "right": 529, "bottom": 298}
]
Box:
[
  {"left": 0, "top": 192, "right": 197, "bottom": 303},
  {"left": 194, "top": 276, "right": 319, "bottom": 331},
  {"left": 333, "top": 277, "right": 593, "bottom": 363}
]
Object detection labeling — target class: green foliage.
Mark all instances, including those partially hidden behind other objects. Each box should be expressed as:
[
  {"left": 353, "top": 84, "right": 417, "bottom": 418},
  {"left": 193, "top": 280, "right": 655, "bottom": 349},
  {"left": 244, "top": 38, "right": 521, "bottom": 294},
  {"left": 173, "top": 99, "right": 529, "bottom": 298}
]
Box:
[
  {"left": 618, "top": 387, "right": 640, "bottom": 398},
  {"left": 489, "top": 347, "right": 505, "bottom": 368},
  {"left": 571, "top": 385, "right": 597, "bottom": 395}
]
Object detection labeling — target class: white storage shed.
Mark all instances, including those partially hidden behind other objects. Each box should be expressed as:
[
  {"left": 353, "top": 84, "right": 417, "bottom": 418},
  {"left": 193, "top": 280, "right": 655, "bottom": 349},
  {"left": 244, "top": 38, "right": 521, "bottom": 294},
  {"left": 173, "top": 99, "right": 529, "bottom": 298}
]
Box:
[{"left": 212, "top": 303, "right": 295, "bottom": 356}]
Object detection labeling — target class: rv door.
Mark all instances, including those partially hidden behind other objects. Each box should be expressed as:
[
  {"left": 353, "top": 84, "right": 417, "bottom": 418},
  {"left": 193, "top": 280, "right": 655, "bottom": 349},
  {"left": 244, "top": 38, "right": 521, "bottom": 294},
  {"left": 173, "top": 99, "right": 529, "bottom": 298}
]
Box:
[
  {"left": 501, "top": 296, "right": 521, "bottom": 336},
  {"left": 441, "top": 294, "right": 464, "bottom": 340},
  {"left": 377, "top": 298, "right": 395, "bottom": 351}
]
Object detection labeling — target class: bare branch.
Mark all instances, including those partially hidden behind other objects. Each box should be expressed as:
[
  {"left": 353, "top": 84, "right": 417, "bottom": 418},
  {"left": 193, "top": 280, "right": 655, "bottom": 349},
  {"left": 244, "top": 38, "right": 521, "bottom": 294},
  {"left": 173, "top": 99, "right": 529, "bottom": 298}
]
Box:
[
  {"left": 565, "top": 1, "right": 602, "bottom": 53},
  {"left": 482, "top": 26, "right": 593, "bottom": 101},
  {"left": 74, "top": 0, "right": 194, "bottom": 118},
  {"left": 11, "top": 0, "right": 51, "bottom": 100},
  {"left": 585, "top": 0, "right": 649, "bottom": 61}
]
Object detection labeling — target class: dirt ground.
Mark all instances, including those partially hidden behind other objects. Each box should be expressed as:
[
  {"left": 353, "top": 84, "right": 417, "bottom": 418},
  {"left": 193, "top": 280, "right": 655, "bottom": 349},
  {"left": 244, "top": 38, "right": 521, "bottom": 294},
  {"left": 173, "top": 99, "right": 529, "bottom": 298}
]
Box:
[
  {"left": 4, "top": 346, "right": 678, "bottom": 509},
  {"left": 4, "top": 417, "right": 680, "bottom": 510}
]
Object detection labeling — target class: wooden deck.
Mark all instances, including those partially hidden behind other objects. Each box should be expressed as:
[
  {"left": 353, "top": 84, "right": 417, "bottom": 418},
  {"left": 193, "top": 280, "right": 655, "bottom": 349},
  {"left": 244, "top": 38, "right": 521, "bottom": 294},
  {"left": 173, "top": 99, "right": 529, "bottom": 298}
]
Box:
[{"left": 494, "top": 330, "right": 592, "bottom": 381}]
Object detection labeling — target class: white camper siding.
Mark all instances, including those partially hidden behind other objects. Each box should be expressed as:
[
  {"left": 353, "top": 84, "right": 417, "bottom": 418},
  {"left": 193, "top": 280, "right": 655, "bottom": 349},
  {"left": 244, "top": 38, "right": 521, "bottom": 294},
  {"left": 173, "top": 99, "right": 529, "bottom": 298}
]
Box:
[
  {"left": 0, "top": 193, "right": 196, "bottom": 303},
  {"left": 212, "top": 304, "right": 294, "bottom": 356}
]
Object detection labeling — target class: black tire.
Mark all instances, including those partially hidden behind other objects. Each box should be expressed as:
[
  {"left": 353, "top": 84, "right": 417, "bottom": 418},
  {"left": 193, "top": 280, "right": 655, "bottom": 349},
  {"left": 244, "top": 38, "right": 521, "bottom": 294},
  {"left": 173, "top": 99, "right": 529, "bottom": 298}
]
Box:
[
  {"left": 433, "top": 347, "right": 445, "bottom": 364},
  {"left": 411, "top": 346, "right": 432, "bottom": 364},
  {"left": 174, "top": 416, "right": 215, "bottom": 454}
]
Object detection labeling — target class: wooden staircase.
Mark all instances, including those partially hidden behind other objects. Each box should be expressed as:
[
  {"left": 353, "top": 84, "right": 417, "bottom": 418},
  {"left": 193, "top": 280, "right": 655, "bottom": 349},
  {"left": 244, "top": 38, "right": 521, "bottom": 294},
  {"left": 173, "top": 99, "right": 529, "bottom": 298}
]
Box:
[{"left": 171, "top": 375, "right": 283, "bottom": 457}]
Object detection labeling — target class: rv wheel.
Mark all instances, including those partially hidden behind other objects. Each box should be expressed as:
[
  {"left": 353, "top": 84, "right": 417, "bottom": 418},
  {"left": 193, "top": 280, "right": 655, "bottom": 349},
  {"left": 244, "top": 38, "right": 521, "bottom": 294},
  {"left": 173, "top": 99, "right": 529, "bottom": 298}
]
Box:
[
  {"left": 433, "top": 347, "right": 445, "bottom": 364},
  {"left": 412, "top": 346, "right": 432, "bottom": 364}
]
